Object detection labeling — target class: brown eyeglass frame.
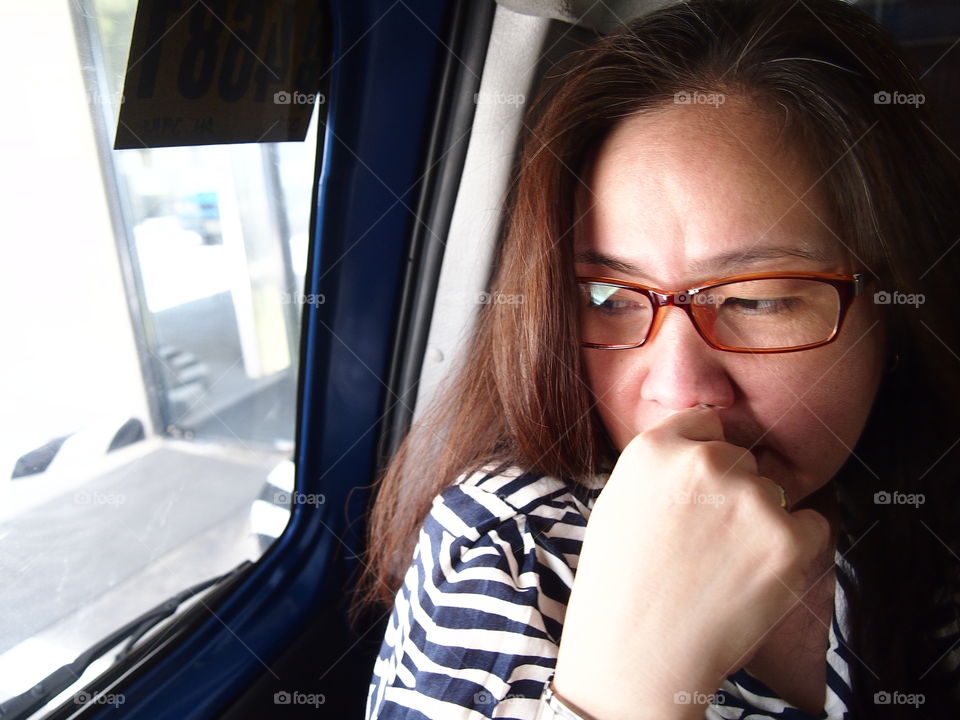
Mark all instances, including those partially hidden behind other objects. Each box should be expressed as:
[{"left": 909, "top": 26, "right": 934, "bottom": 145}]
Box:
[{"left": 578, "top": 271, "right": 866, "bottom": 353}]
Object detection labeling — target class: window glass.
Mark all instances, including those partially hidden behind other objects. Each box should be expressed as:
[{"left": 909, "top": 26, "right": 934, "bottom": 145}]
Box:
[{"left": 0, "top": 0, "right": 316, "bottom": 707}]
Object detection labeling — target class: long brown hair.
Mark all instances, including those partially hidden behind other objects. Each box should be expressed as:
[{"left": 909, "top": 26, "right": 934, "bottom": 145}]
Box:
[{"left": 357, "top": 1, "right": 960, "bottom": 715}]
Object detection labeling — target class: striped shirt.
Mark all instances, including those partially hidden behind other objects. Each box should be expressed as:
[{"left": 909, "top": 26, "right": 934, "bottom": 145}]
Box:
[{"left": 366, "top": 465, "right": 856, "bottom": 719}]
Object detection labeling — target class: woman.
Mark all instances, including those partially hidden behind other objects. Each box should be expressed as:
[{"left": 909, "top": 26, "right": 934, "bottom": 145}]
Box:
[{"left": 359, "top": 0, "right": 960, "bottom": 717}]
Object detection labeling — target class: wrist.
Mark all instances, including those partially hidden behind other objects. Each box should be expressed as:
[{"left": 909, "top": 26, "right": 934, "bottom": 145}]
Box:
[
  {"left": 549, "top": 668, "right": 717, "bottom": 720},
  {"left": 538, "top": 678, "right": 600, "bottom": 720}
]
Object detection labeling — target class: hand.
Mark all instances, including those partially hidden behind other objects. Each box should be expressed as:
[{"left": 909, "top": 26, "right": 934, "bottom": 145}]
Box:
[{"left": 552, "top": 407, "right": 830, "bottom": 719}]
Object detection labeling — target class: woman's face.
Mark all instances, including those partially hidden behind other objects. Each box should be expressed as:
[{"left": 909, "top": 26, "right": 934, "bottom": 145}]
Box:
[{"left": 574, "top": 97, "right": 886, "bottom": 507}]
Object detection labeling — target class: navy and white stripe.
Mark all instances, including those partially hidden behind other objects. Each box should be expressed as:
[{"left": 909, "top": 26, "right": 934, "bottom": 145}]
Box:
[
  {"left": 710, "top": 546, "right": 858, "bottom": 719},
  {"left": 9, "top": 417, "right": 144, "bottom": 480},
  {"left": 367, "top": 466, "right": 858, "bottom": 719}
]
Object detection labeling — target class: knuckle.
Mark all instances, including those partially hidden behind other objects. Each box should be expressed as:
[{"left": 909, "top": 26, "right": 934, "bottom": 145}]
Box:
[
  {"left": 733, "top": 446, "right": 759, "bottom": 474},
  {"left": 794, "top": 509, "right": 832, "bottom": 551},
  {"left": 740, "top": 480, "right": 772, "bottom": 507},
  {"left": 767, "top": 525, "right": 803, "bottom": 567},
  {"left": 687, "top": 446, "right": 718, "bottom": 483},
  {"left": 713, "top": 441, "right": 757, "bottom": 473},
  {"left": 692, "top": 440, "right": 724, "bottom": 476}
]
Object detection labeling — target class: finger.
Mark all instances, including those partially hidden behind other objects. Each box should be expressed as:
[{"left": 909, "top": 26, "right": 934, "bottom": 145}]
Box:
[
  {"left": 788, "top": 508, "right": 832, "bottom": 558},
  {"left": 755, "top": 476, "right": 788, "bottom": 509},
  {"left": 658, "top": 406, "right": 725, "bottom": 443},
  {"left": 705, "top": 440, "right": 759, "bottom": 478},
  {"left": 620, "top": 407, "right": 724, "bottom": 461}
]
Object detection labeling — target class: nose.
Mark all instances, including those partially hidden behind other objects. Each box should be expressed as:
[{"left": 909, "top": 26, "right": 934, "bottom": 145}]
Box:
[{"left": 638, "top": 306, "right": 735, "bottom": 411}]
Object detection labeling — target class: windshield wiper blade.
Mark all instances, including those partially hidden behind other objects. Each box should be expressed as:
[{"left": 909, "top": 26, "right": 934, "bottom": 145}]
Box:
[{"left": 0, "top": 561, "right": 251, "bottom": 720}]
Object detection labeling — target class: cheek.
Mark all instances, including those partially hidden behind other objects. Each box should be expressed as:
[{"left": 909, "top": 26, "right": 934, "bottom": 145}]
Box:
[
  {"left": 583, "top": 351, "right": 884, "bottom": 489},
  {"left": 582, "top": 350, "right": 642, "bottom": 451},
  {"left": 751, "top": 345, "right": 884, "bottom": 492},
  {"left": 581, "top": 304, "right": 886, "bottom": 486}
]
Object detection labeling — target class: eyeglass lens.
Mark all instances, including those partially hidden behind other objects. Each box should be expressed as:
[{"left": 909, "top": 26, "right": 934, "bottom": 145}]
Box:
[{"left": 579, "top": 278, "right": 842, "bottom": 350}]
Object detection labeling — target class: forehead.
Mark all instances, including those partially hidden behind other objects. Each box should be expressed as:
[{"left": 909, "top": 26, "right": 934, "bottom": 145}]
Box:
[{"left": 573, "top": 97, "right": 844, "bottom": 285}]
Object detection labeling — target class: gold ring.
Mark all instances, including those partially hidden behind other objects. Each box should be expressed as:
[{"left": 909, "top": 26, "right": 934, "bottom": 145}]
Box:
[
  {"left": 759, "top": 477, "right": 789, "bottom": 509},
  {"left": 775, "top": 483, "right": 789, "bottom": 509}
]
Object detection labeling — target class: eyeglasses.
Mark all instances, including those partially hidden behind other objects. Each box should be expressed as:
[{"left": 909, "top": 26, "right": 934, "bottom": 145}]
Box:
[{"left": 578, "top": 271, "right": 865, "bottom": 353}]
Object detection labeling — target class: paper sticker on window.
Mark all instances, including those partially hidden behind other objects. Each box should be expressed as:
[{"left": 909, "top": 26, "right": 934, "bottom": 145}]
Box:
[{"left": 115, "top": 0, "right": 325, "bottom": 149}]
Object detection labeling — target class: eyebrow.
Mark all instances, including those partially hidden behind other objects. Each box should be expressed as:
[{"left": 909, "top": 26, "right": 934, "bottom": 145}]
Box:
[{"left": 574, "top": 245, "right": 834, "bottom": 280}]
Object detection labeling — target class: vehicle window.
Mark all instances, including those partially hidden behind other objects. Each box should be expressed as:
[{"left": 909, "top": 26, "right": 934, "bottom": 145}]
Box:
[{"left": 0, "top": 0, "right": 317, "bottom": 708}]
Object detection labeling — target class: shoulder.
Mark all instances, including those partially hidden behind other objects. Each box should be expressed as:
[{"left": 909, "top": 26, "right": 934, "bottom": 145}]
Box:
[
  {"left": 420, "top": 465, "right": 606, "bottom": 574},
  {"left": 400, "top": 464, "right": 609, "bottom": 626},
  {"left": 433, "top": 464, "right": 605, "bottom": 537},
  {"left": 366, "top": 466, "right": 608, "bottom": 718}
]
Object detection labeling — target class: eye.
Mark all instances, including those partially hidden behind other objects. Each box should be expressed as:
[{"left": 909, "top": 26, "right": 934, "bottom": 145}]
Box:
[
  {"left": 722, "top": 297, "right": 801, "bottom": 315},
  {"left": 584, "top": 285, "right": 649, "bottom": 315},
  {"left": 595, "top": 297, "right": 644, "bottom": 314}
]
